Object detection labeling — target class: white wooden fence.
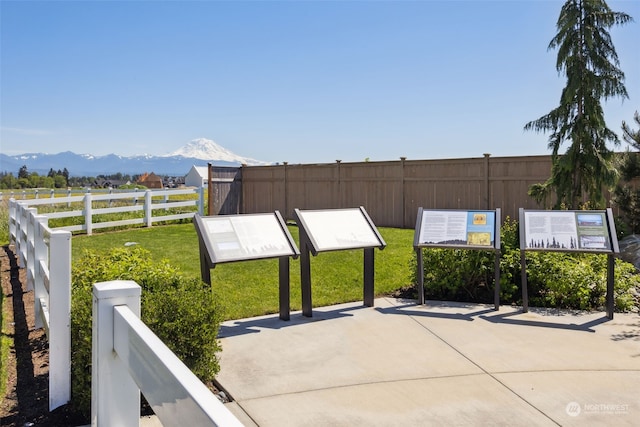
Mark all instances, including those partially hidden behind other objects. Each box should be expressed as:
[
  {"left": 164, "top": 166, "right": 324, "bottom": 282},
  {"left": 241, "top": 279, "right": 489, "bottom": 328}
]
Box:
[
  {"left": 13, "top": 205, "right": 72, "bottom": 410},
  {"left": 92, "top": 280, "right": 243, "bottom": 427},
  {"left": 8, "top": 187, "right": 204, "bottom": 236}
]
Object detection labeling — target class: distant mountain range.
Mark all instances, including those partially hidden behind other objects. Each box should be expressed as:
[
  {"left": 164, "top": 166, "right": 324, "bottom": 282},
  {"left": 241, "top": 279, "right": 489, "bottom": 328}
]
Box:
[{"left": 0, "top": 138, "right": 270, "bottom": 176}]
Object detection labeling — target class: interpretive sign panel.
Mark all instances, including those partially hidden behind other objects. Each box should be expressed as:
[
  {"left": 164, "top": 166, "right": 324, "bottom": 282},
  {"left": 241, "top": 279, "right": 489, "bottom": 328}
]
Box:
[
  {"left": 521, "top": 210, "right": 613, "bottom": 253},
  {"left": 518, "top": 208, "right": 619, "bottom": 319},
  {"left": 415, "top": 209, "right": 498, "bottom": 249},
  {"left": 294, "top": 207, "right": 385, "bottom": 317},
  {"left": 194, "top": 212, "right": 298, "bottom": 263},
  {"left": 194, "top": 212, "right": 299, "bottom": 321},
  {"left": 295, "top": 207, "right": 385, "bottom": 253},
  {"left": 413, "top": 208, "right": 501, "bottom": 308}
]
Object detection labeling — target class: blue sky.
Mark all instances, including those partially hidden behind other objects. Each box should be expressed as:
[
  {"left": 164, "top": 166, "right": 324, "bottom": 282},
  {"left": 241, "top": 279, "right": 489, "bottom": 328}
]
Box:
[{"left": 1, "top": 0, "right": 638, "bottom": 164}]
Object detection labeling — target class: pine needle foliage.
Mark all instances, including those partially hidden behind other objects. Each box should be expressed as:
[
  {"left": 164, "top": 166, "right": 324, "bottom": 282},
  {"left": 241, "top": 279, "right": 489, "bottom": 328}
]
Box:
[
  {"left": 613, "top": 111, "right": 640, "bottom": 234},
  {"left": 524, "top": 0, "right": 633, "bottom": 209}
]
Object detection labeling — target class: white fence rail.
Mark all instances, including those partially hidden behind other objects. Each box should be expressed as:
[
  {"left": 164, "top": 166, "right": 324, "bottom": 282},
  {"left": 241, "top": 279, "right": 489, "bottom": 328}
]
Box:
[
  {"left": 92, "top": 280, "right": 242, "bottom": 427},
  {"left": 8, "top": 187, "right": 204, "bottom": 237},
  {"left": 18, "top": 207, "right": 72, "bottom": 410}
]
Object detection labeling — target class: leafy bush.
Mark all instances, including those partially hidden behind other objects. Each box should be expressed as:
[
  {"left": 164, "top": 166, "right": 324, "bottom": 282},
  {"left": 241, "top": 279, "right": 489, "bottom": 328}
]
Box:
[
  {"left": 413, "top": 216, "right": 639, "bottom": 312},
  {"left": 70, "top": 247, "right": 223, "bottom": 417},
  {"left": 417, "top": 248, "right": 497, "bottom": 303}
]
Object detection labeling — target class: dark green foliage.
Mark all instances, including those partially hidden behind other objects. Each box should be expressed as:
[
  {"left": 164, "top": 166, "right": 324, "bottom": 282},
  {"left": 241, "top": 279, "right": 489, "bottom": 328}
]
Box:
[
  {"left": 613, "top": 112, "right": 640, "bottom": 235},
  {"left": 1, "top": 165, "right": 68, "bottom": 189},
  {"left": 413, "top": 216, "right": 638, "bottom": 312},
  {"left": 524, "top": 0, "right": 633, "bottom": 209},
  {"left": 418, "top": 248, "right": 496, "bottom": 303},
  {"left": 70, "top": 247, "right": 223, "bottom": 418}
]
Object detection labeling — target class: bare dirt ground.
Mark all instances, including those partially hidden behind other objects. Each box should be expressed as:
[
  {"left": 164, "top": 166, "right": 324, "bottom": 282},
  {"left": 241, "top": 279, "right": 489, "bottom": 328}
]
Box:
[{"left": 1, "top": 245, "right": 87, "bottom": 427}]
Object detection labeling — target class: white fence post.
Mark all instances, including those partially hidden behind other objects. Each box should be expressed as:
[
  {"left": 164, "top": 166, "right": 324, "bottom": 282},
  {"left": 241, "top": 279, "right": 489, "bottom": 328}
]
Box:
[
  {"left": 9, "top": 198, "right": 16, "bottom": 246},
  {"left": 199, "top": 186, "right": 205, "bottom": 216},
  {"left": 33, "top": 215, "right": 49, "bottom": 330},
  {"left": 84, "top": 189, "right": 93, "bottom": 235},
  {"left": 49, "top": 229, "right": 72, "bottom": 410},
  {"left": 25, "top": 208, "right": 38, "bottom": 291},
  {"left": 92, "top": 280, "right": 141, "bottom": 427},
  {"left": 145, "top": 190, "right": 152, "bottom": 227},
  {"left": 17, "top": 203, "right": 29, "bottom": 268}
]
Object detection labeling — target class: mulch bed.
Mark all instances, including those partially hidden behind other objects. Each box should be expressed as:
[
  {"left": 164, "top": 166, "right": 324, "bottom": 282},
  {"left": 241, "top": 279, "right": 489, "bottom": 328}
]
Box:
[{"left": 1, "top": 245, "right": 88, "bottom": 427}]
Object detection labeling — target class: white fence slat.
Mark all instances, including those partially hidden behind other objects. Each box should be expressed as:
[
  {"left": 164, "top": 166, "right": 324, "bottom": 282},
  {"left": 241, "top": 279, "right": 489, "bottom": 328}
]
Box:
[
  {"left": 9, "top": 188, "right": 202, "bottom": 236},
  {"left": 113, "top": 306, "right": 243, "bottom": 427}
]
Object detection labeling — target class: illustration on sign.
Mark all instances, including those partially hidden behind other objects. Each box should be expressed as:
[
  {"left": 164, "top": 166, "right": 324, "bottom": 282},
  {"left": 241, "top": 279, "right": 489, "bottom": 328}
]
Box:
[
  {"left": 523, "top": 211, "right": 611, "bottom": 251},
  {"left": 418, "top": 210, "right": 495, "bottom": 247}
]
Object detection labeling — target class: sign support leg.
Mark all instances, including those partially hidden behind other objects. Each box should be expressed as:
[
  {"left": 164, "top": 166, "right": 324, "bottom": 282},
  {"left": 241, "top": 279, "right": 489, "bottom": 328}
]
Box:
[
  {"left": 199, "top": 239, "right": 211, "bottom": 286},
  {"left": 606, "top": 254, "right": 615, "bottom": 320},
  {"left": 300, "top": 247, "right": 312, "bottom": 317},
  {"left": 416, "top": 248, "right": 424, "bottom": 305},
  {"left": 279, "top": 256, "right": 290, "bottom": 321},
  {"left": 520, "top": 250, "right": 528, "bottom": 313},
  {"left": 363, "top": 248, "right": 374, "bottom": 307},
  {"left": 494, "top": 250, "right": 500, "bottom": 311}
]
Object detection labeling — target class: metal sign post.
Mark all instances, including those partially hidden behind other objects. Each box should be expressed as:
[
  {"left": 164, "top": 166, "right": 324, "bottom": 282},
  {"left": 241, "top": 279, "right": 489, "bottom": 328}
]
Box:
[
  {"left": 194, "top": 211, "right": 299, "bottom": 320},
  {"left": 294, "top": 207, "right": 386, "bottom": 317},
  {"left": 519, "top": 208, "right": 620, "bottom": 319},
  {"left": 413, "top": 208, "right": 502, "bottom": 310}
]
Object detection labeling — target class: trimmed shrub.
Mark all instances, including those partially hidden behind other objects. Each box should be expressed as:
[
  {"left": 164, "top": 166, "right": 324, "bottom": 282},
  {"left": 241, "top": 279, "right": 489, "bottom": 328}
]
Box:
[{"left": 70, "top": 247, "right": 223, "bottom": 418}]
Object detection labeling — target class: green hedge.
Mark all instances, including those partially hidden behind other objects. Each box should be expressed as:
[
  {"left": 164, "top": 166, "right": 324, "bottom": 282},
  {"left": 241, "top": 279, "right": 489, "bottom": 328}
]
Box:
[
  {"left": 70, "top": 247, "right": 223, "bottom": 418},
  {"left": 413, "top": 216, "right": 639, "bottom": 311}
]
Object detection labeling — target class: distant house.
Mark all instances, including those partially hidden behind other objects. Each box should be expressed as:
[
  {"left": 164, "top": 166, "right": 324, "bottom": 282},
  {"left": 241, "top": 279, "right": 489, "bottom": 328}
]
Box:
[
  {"left": 92, "top": 179, "right": 130, "bottom": 188},
  {"left": 162, "top": 176, "right": 185, "bottom": 188},
  {"left": 137, "top": 172, "right": 163, "bottom": 189},
  {"left": 185, "top": 166, "right": 209, "bottom": 187}
]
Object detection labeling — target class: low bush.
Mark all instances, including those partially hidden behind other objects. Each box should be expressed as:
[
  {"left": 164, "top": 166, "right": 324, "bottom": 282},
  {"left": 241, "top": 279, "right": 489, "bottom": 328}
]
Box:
[
  {"left": 70, "top": 247, "right": 223, "bottom": 418},
  {"left": 414, "top": 216, "right": 639, "bottom": 312}
]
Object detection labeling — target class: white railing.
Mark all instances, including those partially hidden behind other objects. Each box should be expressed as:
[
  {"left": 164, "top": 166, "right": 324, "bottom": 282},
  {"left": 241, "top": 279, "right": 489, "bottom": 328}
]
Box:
[
  {"left": 21, "top": 207, "right": 72, "bottom": 410},
  {"left": 8, "top": 187, "right": 204, "bottom": 237},
  {"left": 92, "top": 280, "right": 243, "bottom": 427}
]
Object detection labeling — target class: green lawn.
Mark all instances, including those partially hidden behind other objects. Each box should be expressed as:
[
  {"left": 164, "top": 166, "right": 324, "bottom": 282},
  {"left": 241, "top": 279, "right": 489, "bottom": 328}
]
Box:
[{"left": 72, "top": 224, "right": 416, "bottom": 320}]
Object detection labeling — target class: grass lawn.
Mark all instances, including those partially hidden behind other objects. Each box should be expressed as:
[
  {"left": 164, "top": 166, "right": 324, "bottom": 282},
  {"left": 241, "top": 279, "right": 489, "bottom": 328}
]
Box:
[{"left": 72, "top": 224, "right": 416, "bottom": 320}]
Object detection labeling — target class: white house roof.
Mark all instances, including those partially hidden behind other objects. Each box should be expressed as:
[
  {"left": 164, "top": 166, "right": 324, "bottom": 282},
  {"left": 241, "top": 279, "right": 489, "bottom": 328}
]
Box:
[{"left": 192, "top": 166, "right": 208, "bottom": 178}]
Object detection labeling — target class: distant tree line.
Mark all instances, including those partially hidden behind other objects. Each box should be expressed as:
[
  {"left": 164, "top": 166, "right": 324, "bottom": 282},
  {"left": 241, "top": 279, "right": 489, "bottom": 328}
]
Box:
[
  {"left": 0, "top": 165, "right": 69, "bottom": 189},
  {"left": 0, "top": 165, "right": 140, "bottom": 189}
]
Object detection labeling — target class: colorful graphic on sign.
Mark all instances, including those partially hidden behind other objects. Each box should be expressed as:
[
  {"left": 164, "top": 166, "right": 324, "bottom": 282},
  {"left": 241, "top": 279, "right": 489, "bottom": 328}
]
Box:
[
  {"left": 418, "top": 210, "right": 496, "bottom": 247},
  {"left": 523, "top": 211, "right": 611, "bottom": 251}
]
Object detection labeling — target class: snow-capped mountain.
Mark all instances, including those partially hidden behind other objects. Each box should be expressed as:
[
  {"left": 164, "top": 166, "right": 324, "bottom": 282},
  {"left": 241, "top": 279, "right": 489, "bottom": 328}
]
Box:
[
  {"left": 164, "top": 138, "right": 268, "bottom": 165},
  {"left": 0, "top": 139, "right": 270, "bottom": 177}
]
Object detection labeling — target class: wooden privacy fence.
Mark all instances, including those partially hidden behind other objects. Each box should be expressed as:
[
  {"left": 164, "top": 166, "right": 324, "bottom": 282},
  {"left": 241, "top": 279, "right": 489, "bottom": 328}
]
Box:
[{"left": 241, "top": 154, "right": 558, "bottom": 227}]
